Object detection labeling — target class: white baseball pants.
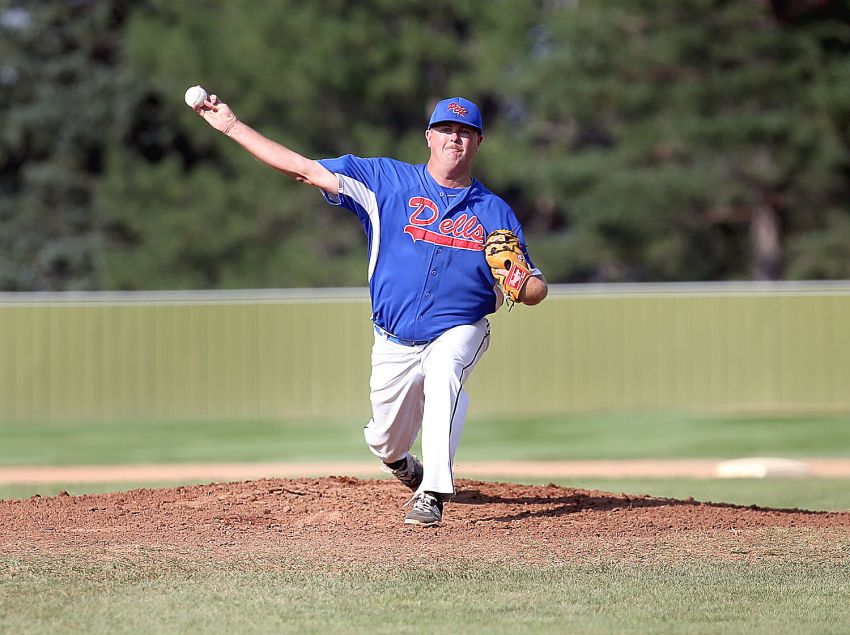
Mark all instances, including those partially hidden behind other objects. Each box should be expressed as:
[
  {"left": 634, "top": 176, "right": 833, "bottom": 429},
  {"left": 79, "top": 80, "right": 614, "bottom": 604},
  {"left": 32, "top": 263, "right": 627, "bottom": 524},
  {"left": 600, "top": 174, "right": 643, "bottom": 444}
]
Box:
[{"left": 364, "top": 318, "right": 491, "bottom": 498}]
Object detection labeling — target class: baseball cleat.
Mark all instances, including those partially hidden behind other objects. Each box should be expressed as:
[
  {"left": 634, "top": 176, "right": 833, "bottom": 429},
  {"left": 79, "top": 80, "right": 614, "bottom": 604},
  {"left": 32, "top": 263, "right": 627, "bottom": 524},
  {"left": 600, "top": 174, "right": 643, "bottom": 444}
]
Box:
[
  {"left": 403, "top": 491, "right": 443, "bottom": 526},
  {"left": 385, "top": 454, "right": 424, "bottom": 492}
]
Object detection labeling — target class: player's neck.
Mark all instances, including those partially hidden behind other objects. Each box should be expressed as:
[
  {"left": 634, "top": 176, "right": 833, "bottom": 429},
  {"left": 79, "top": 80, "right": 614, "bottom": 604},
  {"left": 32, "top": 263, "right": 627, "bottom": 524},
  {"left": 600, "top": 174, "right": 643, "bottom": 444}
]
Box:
[{"left": 426, "top": 162, "right": 472, "bottom": 189}]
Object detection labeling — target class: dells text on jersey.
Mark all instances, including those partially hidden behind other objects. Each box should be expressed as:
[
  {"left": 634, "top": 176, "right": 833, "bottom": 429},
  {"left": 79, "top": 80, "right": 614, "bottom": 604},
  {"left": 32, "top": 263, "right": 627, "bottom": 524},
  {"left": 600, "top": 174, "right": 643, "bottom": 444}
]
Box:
[{"left": 404, "top": 196, "right": 485, "bottom": 251}]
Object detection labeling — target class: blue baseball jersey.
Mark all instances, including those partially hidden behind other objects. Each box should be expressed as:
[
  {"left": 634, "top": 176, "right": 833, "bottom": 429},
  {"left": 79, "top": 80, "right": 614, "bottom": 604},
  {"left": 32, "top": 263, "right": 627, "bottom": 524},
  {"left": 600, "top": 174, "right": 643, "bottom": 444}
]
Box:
[{"left": 318, "top": 155, "right": 538, "bottom": 342}]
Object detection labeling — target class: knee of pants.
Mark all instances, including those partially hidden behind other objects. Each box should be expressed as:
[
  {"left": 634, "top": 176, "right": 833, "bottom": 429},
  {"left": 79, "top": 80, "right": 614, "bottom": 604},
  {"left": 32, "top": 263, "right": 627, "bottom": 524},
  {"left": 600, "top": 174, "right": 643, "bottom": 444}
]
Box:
[
  {"left": 363, "top": 420, "right": 403, "bottom": 461},
  {"left": 423, "top": 367, "right": 463, "bottom": 395}
]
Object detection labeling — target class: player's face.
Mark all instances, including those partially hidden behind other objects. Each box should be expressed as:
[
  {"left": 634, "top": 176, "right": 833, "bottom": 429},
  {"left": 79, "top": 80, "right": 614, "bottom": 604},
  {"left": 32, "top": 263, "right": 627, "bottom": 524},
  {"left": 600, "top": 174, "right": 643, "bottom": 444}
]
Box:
[{"left": 426, "top": 123, "right": 483, "bottom": 169}]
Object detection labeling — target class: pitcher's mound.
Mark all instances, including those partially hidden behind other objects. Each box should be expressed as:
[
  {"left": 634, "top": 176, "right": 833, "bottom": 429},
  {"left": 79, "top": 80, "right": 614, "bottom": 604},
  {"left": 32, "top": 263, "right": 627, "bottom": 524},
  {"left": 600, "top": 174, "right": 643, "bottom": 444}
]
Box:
[{"left": 1, "top": 477, "right": 847, "bottom": 565}]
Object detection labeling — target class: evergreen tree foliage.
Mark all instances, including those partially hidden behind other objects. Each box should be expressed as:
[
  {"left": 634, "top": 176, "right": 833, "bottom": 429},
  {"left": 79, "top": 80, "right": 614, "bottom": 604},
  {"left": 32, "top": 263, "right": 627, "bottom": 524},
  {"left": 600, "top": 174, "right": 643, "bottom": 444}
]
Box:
[
  {"left": 3, "top": 0, "right": 850, "bottom": 289},
  {"left": 0, "top": 0, "right": 138, "bottom": 289},
  {"left": 96, "top": 0, "right": 480, "bottom": 289},
  {"left": 470, "top": 0, "right": 850, "bottom": 281}
]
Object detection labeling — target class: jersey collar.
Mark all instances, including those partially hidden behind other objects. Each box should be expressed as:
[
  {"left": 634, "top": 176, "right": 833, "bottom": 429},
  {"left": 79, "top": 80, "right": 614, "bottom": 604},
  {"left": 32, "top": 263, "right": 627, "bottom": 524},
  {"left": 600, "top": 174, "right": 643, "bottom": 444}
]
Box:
[{"left": 421, "top": 165, "right": 478, "bottom": 212}]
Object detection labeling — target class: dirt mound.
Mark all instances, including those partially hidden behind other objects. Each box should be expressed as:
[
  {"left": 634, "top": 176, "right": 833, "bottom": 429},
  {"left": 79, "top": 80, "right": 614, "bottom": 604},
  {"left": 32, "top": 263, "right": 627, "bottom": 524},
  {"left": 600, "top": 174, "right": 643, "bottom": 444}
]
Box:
[{"left": 1, "top": 477, "right": 848, "bottom": 565}]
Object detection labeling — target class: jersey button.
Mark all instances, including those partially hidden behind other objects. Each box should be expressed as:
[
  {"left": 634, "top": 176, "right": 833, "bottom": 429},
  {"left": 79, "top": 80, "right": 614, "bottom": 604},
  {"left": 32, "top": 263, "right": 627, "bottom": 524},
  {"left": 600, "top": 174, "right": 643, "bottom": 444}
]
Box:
[
  {"left": 425, "top": 292, "right": 431, "bottom": 298},
  {"left": 417, "top": 315, "right": 423, "bottom": 320},
  {"left": 431, "top": 269, "right": 437, "bottom": 276},
  {"left": 436, "top": 248, "right": 442, "bottom": 254}
]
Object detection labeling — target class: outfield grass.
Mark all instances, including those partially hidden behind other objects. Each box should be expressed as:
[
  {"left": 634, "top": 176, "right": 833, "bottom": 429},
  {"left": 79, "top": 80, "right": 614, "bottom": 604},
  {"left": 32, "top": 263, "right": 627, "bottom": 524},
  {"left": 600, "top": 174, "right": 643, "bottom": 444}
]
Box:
[
  {"left": 2, "top": 411, "right": 850, "bottom": 466},
  {"left": 461, "top": 411, "right": 850, "bottom": 461},
  {"left": 1, "top": 559, "right": 847, "bottom": 634},
  {"left": 3, "top": 412, "right": 849, "bottom": 510}
]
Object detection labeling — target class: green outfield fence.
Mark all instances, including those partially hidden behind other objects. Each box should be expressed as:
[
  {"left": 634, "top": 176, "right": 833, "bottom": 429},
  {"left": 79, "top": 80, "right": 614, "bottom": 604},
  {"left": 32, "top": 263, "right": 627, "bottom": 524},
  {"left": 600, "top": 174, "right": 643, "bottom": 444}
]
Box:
[{"left": 1, "top": 282, "right": 849, "bottom": 422}]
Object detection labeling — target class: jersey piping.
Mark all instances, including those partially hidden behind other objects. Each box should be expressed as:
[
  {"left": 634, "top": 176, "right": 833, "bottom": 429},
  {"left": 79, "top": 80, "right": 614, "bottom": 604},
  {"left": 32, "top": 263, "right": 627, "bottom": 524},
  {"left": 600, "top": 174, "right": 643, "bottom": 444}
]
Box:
[{"left": 334, "top": 173, "right": 381, "bottom": 282}]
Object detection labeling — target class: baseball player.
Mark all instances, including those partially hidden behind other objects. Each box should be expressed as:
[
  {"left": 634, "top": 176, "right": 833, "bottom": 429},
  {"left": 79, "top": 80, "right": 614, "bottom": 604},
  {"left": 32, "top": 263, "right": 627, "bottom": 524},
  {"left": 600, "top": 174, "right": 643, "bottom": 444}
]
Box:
[{"left": 193, "top": 93, "right": 548, "bottom": 525}]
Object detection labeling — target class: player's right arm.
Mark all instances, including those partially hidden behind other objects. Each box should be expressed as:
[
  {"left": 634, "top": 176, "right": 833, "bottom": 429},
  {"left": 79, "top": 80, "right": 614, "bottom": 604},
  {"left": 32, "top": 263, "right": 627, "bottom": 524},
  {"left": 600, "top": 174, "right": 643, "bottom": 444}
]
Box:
[{"left": 196, "top": 94, "right": 338, "bottom": 195}]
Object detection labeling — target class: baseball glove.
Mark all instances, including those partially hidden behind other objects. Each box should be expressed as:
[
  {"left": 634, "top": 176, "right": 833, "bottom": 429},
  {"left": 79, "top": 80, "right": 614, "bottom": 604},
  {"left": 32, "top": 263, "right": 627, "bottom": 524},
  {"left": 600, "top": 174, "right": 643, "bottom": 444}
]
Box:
[{"left": 484, "top": 229, "right": 532, "bottom": 306}]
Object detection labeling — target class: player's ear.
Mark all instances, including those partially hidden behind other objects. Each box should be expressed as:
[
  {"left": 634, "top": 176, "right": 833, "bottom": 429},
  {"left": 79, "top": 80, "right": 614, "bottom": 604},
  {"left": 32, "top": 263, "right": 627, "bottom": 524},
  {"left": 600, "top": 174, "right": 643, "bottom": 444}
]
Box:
[{"left": 425, "top": 128, "right": 432, "bottom": 148}]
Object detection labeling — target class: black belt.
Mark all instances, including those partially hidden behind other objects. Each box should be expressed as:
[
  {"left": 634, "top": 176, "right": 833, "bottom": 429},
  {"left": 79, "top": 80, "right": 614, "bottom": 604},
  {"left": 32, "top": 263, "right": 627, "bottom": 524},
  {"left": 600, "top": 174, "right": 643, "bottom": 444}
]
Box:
[{"left": 373, "top": 324, "right": 432, "bottom": 347}]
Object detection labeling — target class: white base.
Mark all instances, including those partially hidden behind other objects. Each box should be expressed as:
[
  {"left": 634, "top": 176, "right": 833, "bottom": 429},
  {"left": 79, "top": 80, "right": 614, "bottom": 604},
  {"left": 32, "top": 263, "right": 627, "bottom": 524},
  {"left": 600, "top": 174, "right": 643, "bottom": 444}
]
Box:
[{"left": 716, "top": 457, "right": 812, "bottom": 479}]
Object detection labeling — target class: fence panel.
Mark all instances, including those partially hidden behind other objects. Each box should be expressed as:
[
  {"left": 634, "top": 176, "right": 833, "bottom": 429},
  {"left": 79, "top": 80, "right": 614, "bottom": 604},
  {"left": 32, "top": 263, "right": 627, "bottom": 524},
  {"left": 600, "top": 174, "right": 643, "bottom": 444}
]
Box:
[{"left": 1, "top": 283, "right": 848, "bottom": 422}]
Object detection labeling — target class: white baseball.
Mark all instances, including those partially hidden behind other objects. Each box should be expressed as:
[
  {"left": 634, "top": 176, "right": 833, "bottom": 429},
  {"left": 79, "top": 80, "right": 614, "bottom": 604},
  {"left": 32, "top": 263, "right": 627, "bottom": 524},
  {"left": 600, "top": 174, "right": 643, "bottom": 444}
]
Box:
[{"left": 184, "top": 85, "right": 208, "bottom": 109}]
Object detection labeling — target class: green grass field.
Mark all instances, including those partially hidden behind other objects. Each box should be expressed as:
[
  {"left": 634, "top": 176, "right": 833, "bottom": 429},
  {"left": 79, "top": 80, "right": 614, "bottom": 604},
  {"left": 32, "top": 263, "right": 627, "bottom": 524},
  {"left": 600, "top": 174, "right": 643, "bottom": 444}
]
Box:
[
  {"left": 2, "top": 410, "right": 849, "bottom": 510},
  {"left": 2, "top": 411, "right": 849, "bottom": 633},
  {"left": 2, "top": 410, "right": 850, "bottom": 466},
  {"left": 1, "top": 559, "right": 848, "bottom": 634}
]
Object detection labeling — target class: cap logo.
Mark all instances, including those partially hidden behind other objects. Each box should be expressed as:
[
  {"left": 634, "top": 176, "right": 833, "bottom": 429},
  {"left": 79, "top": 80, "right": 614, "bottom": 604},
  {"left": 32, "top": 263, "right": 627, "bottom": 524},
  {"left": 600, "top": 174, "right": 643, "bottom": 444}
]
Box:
[{"left": 447, "top": 102, "right": 468, "bottom": 118}]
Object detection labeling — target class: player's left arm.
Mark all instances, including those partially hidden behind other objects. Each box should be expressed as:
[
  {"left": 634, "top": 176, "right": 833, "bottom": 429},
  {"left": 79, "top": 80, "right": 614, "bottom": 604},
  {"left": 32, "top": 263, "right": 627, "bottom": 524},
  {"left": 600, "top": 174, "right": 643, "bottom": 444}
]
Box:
[
  {"left": 518, "top": 273, "right": 548, "bottom": 306},
  {"left": 511, "top": 223, "right": 548, "bottom": 306}
]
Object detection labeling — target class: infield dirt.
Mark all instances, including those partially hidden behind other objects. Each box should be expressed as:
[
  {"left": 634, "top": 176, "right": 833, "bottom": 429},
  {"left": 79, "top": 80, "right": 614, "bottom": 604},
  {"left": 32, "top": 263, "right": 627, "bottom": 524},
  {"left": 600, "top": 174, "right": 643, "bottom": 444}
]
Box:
[{"left": 1, "top": 477, "right": 848, "bottom": 566}]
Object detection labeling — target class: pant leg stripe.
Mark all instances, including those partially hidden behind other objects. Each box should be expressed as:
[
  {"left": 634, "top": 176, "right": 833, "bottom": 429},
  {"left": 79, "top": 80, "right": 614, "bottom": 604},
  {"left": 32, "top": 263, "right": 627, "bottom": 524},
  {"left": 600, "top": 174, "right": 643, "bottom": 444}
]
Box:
[{"left": 446, "top": 325, "right": 491, "bottom": 491}]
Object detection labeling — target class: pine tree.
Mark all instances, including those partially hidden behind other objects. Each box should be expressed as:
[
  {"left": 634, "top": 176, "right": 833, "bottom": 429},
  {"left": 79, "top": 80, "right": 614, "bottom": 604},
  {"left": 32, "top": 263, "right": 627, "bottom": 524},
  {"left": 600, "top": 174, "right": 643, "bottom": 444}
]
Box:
[
  {"left": 0, "top": 0, "right": 139, "bottom": 290},
  {"left": 95, "top": 0, "right": 481, "bottom": 289},
  {"left": 470, "top": 0, "right": 850, "bottom": 281}
]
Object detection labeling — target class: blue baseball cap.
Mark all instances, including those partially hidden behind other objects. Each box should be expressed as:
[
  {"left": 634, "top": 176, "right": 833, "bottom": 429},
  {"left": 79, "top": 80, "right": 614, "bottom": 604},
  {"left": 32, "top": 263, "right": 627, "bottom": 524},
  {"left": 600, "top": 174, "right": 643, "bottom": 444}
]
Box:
[{"left": 428, "top": 97, "right": 483, "bottom": 134}]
